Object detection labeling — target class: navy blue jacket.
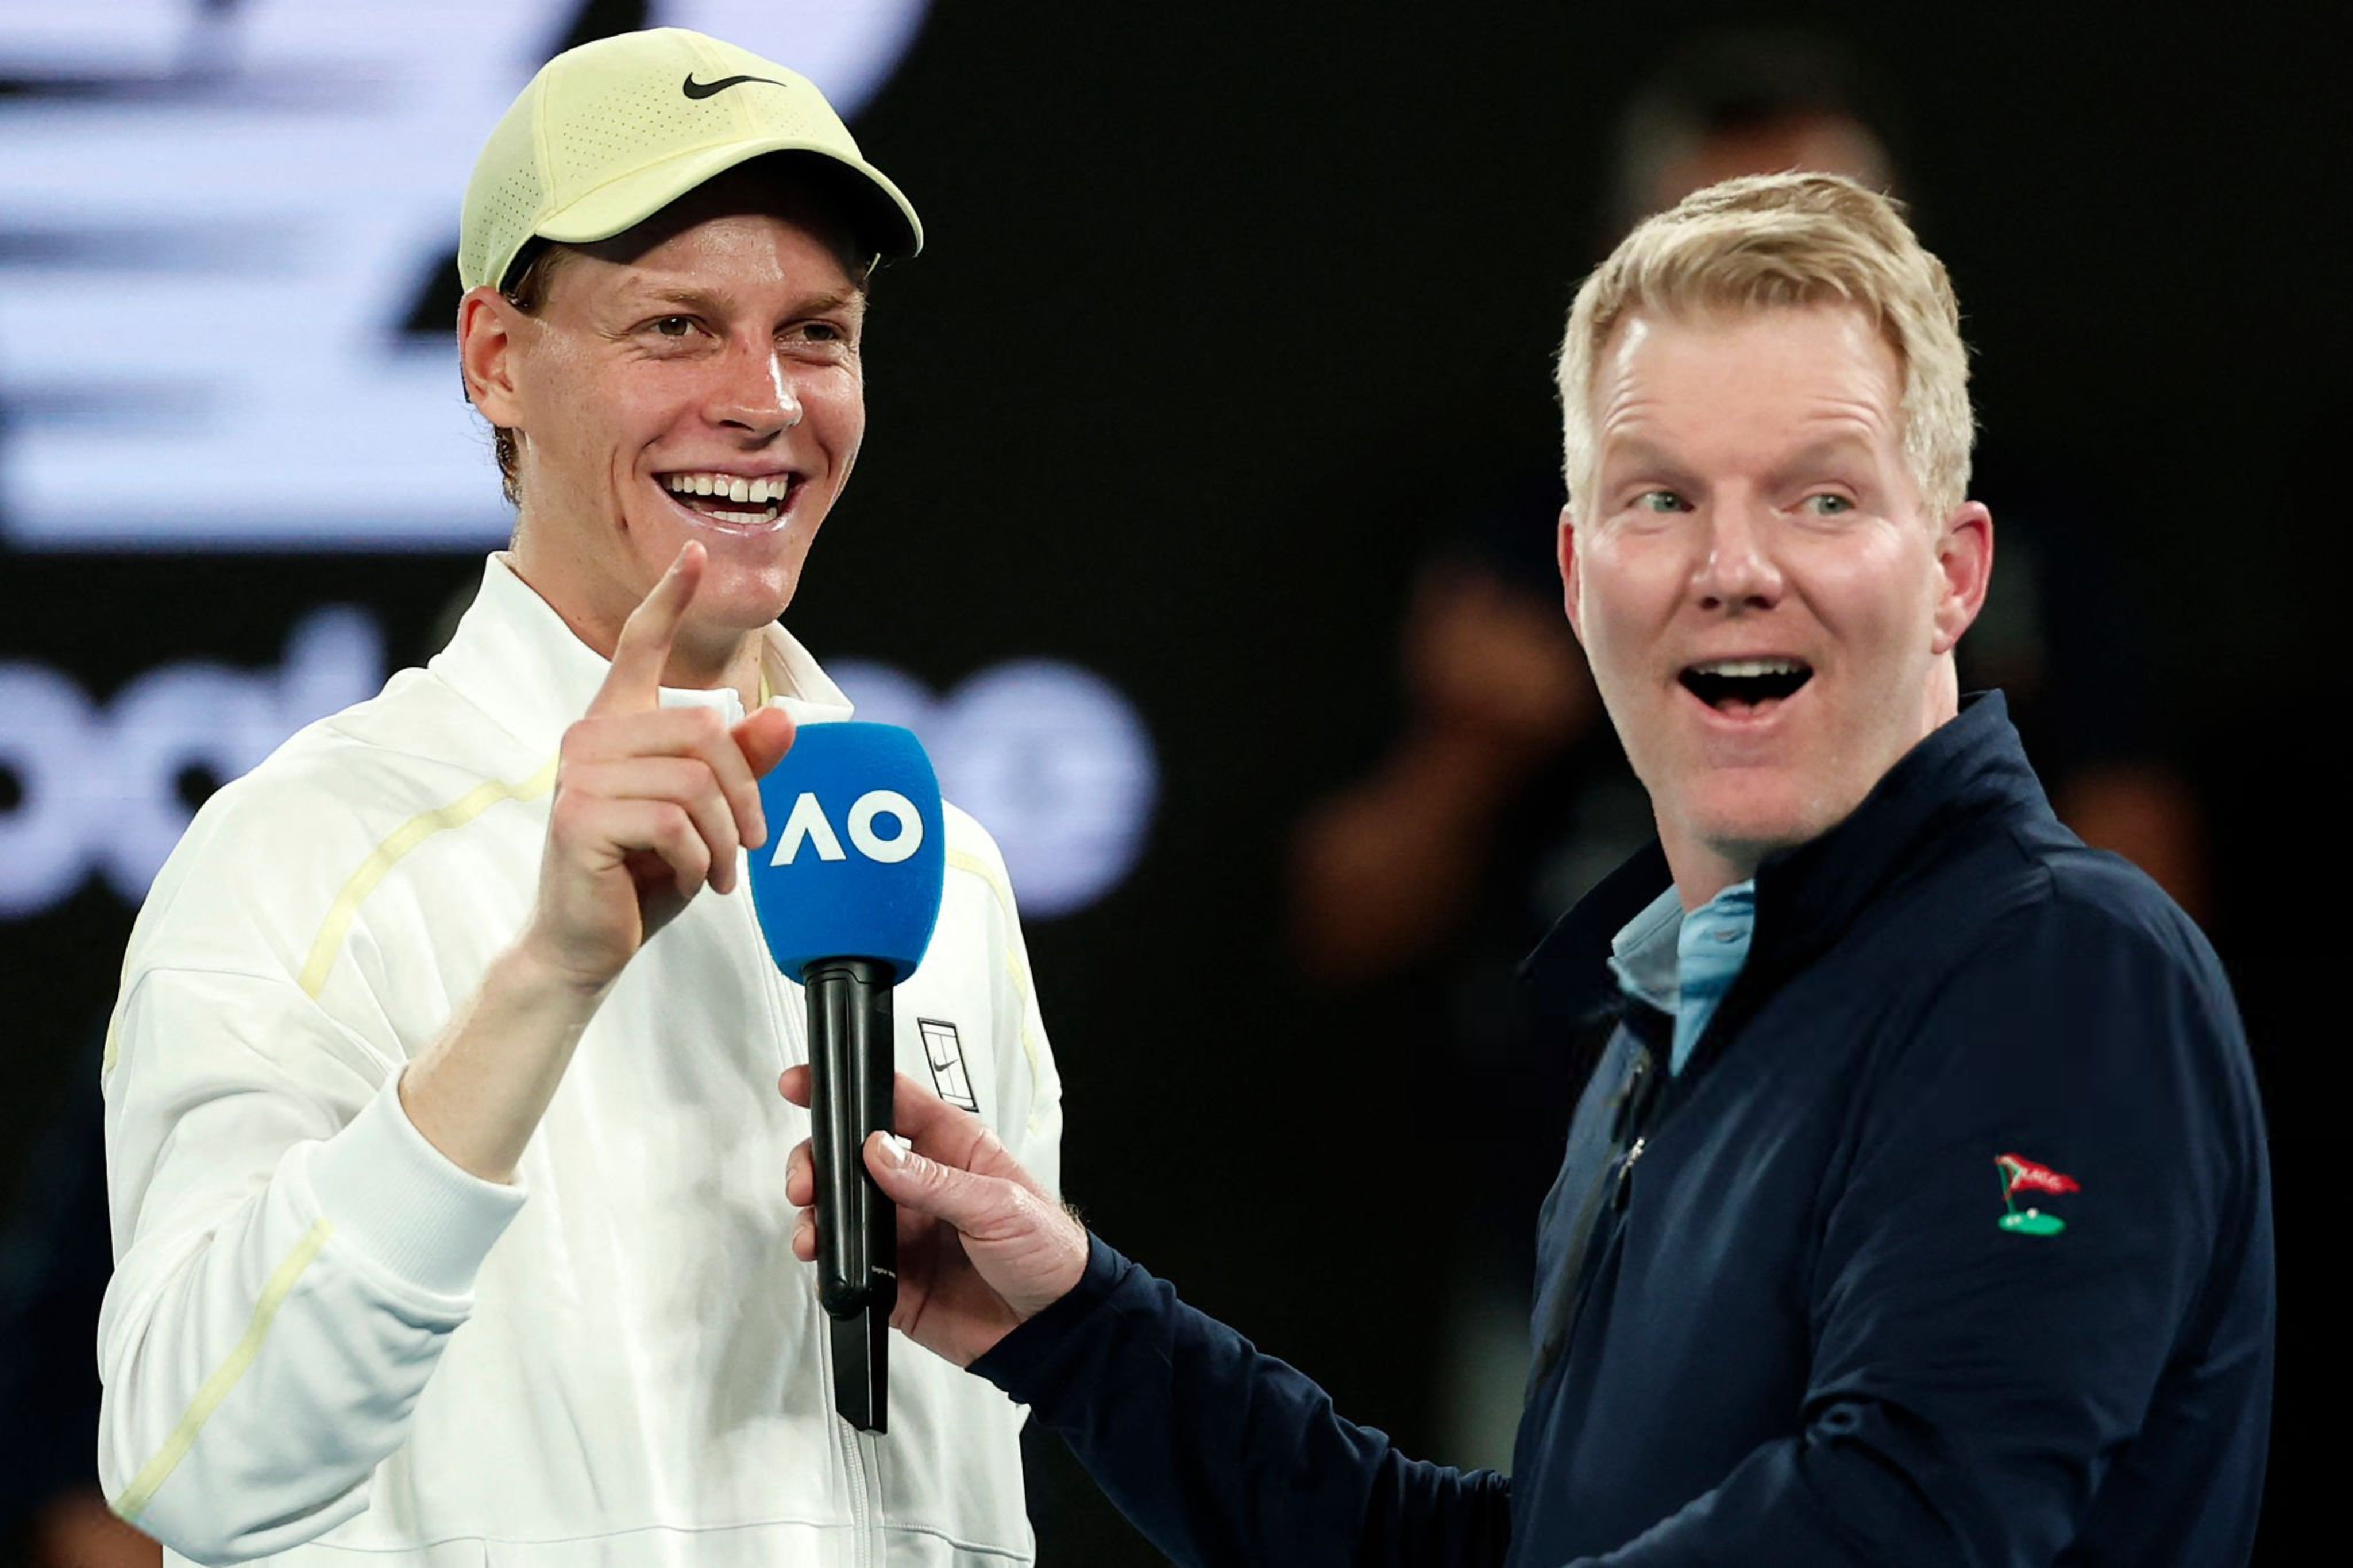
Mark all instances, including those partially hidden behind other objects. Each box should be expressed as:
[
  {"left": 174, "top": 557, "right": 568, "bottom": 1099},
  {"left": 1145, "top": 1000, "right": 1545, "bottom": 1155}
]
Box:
[{"left": 974, "top": 695, "right": 2273, "bottom": 1566}]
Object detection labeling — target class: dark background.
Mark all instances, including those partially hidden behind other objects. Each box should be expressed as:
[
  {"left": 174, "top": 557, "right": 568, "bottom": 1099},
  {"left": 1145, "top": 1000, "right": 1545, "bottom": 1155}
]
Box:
[{"left": 1, "top": 3, "right": 2326, "bottom": 1561}]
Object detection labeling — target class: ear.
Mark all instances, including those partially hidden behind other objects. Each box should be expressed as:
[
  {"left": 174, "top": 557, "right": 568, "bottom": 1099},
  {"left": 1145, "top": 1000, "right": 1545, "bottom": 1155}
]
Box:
[
  {"left": 458, "top": 284, "right": 528, "bottom": 430},
  {"left": 1557, "top": 503, "right": 1588, "bottom": 646},
  {"left": 1930, "top": 500, "right": 1994, "bottom": 655}
]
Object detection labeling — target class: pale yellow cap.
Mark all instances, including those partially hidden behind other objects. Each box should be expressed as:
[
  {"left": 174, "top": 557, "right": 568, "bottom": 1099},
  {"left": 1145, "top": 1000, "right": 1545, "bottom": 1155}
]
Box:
[{"left": 458, "top": 26, "right": 923, "bottom": 293}]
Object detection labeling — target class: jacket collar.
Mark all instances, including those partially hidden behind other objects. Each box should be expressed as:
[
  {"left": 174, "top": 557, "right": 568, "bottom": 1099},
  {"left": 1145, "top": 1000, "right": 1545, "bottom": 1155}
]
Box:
[
  {"left": 1522, "top": 692, "right": 2051, "bottom": 1021},
  {"left": 429, "top": 553, "right": 855, "bottom": 757}
]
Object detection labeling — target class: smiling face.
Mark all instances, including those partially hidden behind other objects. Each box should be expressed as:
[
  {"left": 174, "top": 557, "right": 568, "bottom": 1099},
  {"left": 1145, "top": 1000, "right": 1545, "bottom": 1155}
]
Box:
[
  {"left": 1561, "top": 303, "right": 1991, "bottom": 902},
  {"left": 461, "top": 171, "right": 868, "bottom": 676}
]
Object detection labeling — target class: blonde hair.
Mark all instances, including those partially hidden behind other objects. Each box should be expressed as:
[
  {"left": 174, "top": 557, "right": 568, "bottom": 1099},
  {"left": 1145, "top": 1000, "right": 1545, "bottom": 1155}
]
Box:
[{"left": 1556, "top": 172, "right": 1973, "bottom": 520}]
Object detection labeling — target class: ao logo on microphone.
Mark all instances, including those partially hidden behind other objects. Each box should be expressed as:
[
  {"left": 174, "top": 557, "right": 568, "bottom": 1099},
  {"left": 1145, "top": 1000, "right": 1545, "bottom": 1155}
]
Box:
[{"left": 773, "top": 790, "right": 925, "bottom": 866}]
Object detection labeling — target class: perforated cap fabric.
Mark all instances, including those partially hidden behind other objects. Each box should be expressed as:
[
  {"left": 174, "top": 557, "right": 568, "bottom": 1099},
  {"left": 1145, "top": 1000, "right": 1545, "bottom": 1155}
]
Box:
[{"left": 458, "top": 27, "right": 921, "bottom": 293}]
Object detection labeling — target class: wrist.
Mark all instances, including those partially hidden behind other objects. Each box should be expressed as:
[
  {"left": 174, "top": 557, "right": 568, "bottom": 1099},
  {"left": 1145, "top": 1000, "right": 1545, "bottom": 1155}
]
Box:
[
  {"left": 503, "top": 928, "right": 622, "bottom": 1014},
  {"left": 399, "top": 939, "right": 612, "bottom": 1183},
  {"left": 968, "top": 1232, "right": 1127, "bottom": 1395}
]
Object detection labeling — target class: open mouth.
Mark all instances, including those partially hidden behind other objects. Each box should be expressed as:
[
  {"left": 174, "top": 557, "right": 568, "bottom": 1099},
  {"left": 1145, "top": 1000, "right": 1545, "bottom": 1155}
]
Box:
[
  {"left": 658, "top": 469, "right": 800, "bottom": 528},
  {"left": 1680, "top": 656, "right": 1814, "bottom": 718}
]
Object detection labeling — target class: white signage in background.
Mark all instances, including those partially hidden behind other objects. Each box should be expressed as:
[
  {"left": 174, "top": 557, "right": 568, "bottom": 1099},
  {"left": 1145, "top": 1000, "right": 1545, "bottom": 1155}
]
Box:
[
  {"left": 0, "top": 632, "right": 1156, "bottom": 922},
  {"left": 830, "top": 659, "right": 1160, "bottom": 920},
  {"left": 0, "top": 608, "right": 384, "bottom": 916},
  {"left": 0, "top": 0, "right": 929, "bottom": 551}
]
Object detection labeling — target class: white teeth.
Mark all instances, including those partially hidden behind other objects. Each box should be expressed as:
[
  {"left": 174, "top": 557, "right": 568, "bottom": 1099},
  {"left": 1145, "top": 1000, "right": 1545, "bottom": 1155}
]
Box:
[
  {"left": 660, "top": 472, "right": 790, "bottom": 496},
  {"left": 662, "top": 473, "right": 791, "bottom": 512},
  {"left": 1692, "top": 658, "right": 1807, "bottom": 677}
]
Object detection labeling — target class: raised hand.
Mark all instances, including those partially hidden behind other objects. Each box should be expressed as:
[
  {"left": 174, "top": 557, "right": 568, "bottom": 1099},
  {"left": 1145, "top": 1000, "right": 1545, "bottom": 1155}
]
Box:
[
  {"left": 519, "top": 543, "right": 797, "bottom": 990},
  {"left": 781, "top": 1068, "right": 1089, "bottom": 1368}
]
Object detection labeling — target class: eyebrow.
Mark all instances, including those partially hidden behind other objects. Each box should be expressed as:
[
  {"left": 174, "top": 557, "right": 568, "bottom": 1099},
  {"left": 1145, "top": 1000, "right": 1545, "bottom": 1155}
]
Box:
[
  {"left": 1765, "top": 434, "right": 1882, "bottom": 486},
  {"left": 624, "top": 284, "right": 866, "bottom": 317},
  {"left": 1596, "top": 437, "right": 1700, "bottom": 486},
  {"left": 1598, "top": 433, "right": 1884, "bottom": 488}
]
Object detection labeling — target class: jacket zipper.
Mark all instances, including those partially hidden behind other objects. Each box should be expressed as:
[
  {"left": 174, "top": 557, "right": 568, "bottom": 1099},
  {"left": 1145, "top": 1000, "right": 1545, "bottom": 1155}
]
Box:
[
  {"left": 1534, "top": 1042, "right": 1657, "bottom": 1378},
  {"left": 843, "top": 1422, "right": 874, "bottom": 1568},
  {"left": 854, "top": 1428, "right": 885, "bottom": 1565},
  {"left": 1558, "top": 1133, "right": 1648, "bottom": 1350},
  {"left": 736, "top": 888, "right": 877, "bottom": 1566},
  {"left": 1613, "top": 1136, "right": 1648, "bottom": 1214}
]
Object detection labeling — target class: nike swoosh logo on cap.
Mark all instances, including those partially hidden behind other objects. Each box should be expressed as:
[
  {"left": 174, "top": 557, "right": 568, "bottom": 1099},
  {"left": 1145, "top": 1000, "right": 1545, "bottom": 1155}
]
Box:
[{"left": 682, "top": 73, "right": 788, "bottom": 100}]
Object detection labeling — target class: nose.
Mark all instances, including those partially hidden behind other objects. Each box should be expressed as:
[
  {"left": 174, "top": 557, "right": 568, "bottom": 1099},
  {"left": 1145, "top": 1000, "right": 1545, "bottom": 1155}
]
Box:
[
  {"left": 704, "top": 336, "right": 803, "bottom": 438},
  {"left": 1691, "top": 498, "right": 1784, "bottom": 612}
]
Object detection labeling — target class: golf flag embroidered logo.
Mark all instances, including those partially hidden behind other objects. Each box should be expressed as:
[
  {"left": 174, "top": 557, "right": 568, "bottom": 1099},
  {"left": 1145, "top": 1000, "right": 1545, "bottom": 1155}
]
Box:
[{"left": 1995, "top": 1153, "right": 2080, "bottom": 1236}]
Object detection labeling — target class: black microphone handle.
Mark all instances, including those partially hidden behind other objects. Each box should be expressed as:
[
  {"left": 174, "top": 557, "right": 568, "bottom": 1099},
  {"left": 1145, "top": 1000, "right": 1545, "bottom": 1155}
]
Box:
[{"left": 803, "top": 956, "right": 897, "bottom": 1432}]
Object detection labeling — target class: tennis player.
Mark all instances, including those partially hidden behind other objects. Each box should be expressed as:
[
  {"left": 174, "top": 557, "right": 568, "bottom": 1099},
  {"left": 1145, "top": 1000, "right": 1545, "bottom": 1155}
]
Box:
[{"left": 98, "top": 29, "right": 1061, "bottom": 1565}]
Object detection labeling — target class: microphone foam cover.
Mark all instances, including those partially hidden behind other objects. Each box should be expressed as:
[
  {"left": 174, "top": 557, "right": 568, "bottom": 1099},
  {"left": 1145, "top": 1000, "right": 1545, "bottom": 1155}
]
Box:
[{"left": 746, "top": 721, "right": 947, "bottom": 981}]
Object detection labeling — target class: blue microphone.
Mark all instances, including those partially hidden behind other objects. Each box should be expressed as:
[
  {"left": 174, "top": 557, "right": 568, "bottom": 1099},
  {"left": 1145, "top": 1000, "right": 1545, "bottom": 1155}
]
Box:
[{"left": 746, "top": 721, "right": 946, "bottom": 1433}]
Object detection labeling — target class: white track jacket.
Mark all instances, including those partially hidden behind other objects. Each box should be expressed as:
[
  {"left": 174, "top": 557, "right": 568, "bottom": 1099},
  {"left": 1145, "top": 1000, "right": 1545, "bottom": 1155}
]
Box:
[{"left": 97, "top": 555, "right": 1063, "bottom": 1566}]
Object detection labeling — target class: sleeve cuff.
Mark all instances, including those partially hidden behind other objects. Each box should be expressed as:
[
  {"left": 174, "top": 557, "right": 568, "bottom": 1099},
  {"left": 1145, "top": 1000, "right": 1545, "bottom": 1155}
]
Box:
[
  {"left": 968, "top": 1231, "right": 1130, "bottom": 1402},
  {"left": 302, "top": 1069, "right": 530, "bottom": 1300}
]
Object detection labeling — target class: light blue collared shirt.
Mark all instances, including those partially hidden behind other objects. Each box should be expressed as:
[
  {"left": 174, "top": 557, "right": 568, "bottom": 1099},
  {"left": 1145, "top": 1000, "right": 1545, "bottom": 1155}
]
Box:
[{"left": 1606, "top": 879, "right": 1757, "bottom": 1076}]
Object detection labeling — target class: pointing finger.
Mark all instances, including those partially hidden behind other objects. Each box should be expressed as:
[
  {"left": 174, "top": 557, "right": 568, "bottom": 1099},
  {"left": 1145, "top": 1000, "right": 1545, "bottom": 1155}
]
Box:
[{"left": 588, "top": 543, "right": 704, "bottom": 717}]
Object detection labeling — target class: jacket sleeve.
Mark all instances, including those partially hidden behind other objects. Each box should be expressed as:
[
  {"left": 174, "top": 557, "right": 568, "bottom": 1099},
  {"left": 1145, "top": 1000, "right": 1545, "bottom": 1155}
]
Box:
[
  {"left": 1558, "top": 893, "right": 2270, "bottom": 1566},
  {"left": 98, "top": 965, "right": 525, "bottom": 1565},
  {"left": 973, "top": 1237, "right": 1512, "bottom": 1568}
]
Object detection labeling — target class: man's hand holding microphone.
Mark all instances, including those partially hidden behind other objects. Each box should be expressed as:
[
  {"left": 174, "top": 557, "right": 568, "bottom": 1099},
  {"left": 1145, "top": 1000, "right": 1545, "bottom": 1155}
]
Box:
[{"left": 780, "top": 1068, "right": 1089, "bottom": 1368}]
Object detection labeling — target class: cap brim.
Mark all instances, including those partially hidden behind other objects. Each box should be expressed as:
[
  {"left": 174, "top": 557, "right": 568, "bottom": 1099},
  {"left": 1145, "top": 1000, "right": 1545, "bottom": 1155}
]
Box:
[{"left": 534, "top": 137, "right": 923, "bottom": 270}]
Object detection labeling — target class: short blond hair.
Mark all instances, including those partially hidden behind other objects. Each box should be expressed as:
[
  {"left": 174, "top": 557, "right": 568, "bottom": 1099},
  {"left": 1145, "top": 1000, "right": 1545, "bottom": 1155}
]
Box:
[{"left": 1556, "top": 172, "right": 1973, "bottom": 520}]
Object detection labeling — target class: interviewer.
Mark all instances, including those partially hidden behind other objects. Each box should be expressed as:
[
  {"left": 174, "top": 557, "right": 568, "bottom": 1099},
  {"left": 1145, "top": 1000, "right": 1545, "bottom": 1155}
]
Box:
[{"left": 787, "top": 173, "right": 2272, "bottom": 1567}]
